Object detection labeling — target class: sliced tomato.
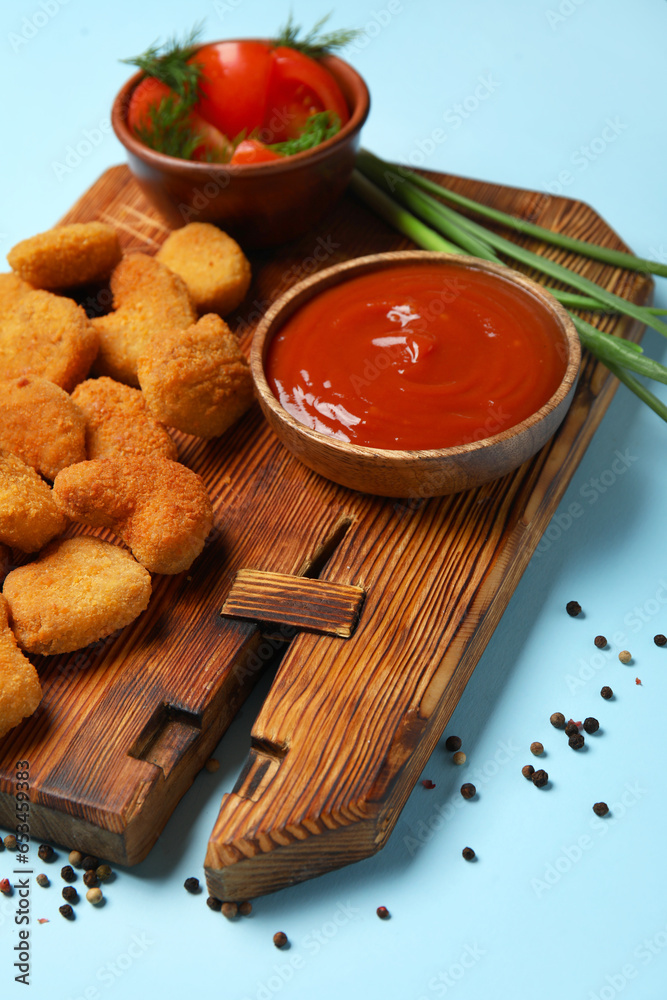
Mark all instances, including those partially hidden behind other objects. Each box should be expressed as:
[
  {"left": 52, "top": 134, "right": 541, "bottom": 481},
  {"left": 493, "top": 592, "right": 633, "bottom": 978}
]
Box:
[
  {"left": 127, "top": 77, "right": 229, "bottom": 161},
  {"left": 192, "top": 40, "right": 274, "bottom": 140},
  {"left": 229, "top": 139, "right": 283, "bottom": 165},
  {"left": 263, "top": 47, "right": 349, "bottom": 143},
  {"left": 127, "top": 76, "right": 172, "bottom": 133}
]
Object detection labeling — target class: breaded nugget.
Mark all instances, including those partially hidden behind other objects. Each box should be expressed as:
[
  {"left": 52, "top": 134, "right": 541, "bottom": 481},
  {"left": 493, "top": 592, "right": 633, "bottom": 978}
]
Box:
[
  {"left": 92, "top": 254, "right": 195, "bottom": 386},
  {"left": 72, "top": 377, "right": 178, "bottom": 461},
  {"left": 0, "top": 273, "right": 32, "bottom": 315},
  {"left": 54, "top": 457, "right": 213, "bottom": 575},
  {"left": 156, "top": 223, "right": 251, "bottom": 315},
  {"left": 137, "top": 314, "right": 254, "bottom": 438},
  {"left": 0, "top": 376, "right": 86, "bottom": 479},
  {"left": 0, "top": 594, "right": 42, "bottom": 739},
  {"left": 3, "top": 537, "right": 152, "bottom": 656},
  {"left": 0, "top": 289, "right": 98, "bottom": 391},
  {"left": 0, "top": 452, "right": 68, "bottom": 552},
  {"left": 7, "top": 222, "right": 122, "bottom": 290}
]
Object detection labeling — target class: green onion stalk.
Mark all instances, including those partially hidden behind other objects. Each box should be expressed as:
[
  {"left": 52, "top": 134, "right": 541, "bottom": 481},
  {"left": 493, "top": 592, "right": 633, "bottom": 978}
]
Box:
[{"left": 352, "top": 149, "right": 667, "bottom": 423}]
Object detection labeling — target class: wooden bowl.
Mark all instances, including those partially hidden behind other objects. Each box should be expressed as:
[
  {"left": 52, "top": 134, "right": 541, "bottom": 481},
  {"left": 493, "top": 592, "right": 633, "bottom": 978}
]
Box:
[
  {"left": 111, "top": 48, "right": 370, "bottom": 249},
  {"left": 251, "top": 251, "right": 581, "bottom": 497}
]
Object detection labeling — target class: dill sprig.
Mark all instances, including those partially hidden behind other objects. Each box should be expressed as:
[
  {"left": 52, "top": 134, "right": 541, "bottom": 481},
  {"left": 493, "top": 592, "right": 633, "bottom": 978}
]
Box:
[
  {"left": 272, "top": 12, "right": 362, "bottom": 57},
  {"left": 134, "top": 95, "right": 209, "bottom": 161},
  {"left": 121, "top": 24, "right": 204, "bottom": 105},
  {"left": 270, "top": 111, "right": 341, "bottom": 155}
]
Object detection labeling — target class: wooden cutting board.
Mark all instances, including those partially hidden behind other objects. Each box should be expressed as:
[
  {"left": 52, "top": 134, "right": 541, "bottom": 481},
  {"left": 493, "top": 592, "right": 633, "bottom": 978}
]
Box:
[{"left": 0, "top": 165, "right": 651, "bottom": 898}]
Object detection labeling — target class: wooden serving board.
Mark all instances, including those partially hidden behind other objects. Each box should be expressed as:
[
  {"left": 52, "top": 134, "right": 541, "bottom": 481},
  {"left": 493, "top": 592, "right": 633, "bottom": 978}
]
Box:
[{"left": 0, "top": 165, "right": 651, "bottom": 897}]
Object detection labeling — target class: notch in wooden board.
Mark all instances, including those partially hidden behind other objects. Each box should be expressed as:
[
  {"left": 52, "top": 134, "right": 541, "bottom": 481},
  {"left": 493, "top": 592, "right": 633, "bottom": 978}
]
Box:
[{"left": 128, "top": 704, "right": 201, "bottom": 778}]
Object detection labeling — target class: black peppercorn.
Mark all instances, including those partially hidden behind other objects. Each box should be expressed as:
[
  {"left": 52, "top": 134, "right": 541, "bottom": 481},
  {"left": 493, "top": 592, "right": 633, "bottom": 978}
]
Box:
[
  {"left": 445, "top": 736, "right": 462, "bottom": 752},
  {"left": 531, "top": 769, "right": 549, "bottom": 788},
  {"left": 583, "top": 717, "right": 599, "bottom": 734},
  {"left": 593, "top": 802, "right": 609, "bottom": 816},
  {"left": 550, "top": 712, "right": 565, "bottom": 729},
  {"left": 83, "top": 870, "right": 99, "bottom": 888},
  {"left": 462, "top": 847, "right": 475, "bottom": 861},
  {"left": 569, "top": 733, "right": 585, "bottom": 749},
  {"left": 36, "top": 874, "right": 49, "bottom": 888},
  {"left": 564, "top": 722, "right": 579, "bottom": 737},
  {"left": 600, "top": 686, "right": 613, "bottom": 699},
  {"left": 37, "top": 844, "right": 55, "bottom": 862},
  {"left": 460, "top": 783, "right": 476, "bottom": 799},
  {"left": 206, "top": 896, "right": 222, "bottom": 911},
  {"left": 594, "top": 635, "right": 608, "bottom": 649},
  {"left": 566, "top": 600, "right": 582, "bottom": 617},
  {"left": 62, "top": 886, "right": 78, "bottom": 904},
  {"left": 376, "top": 906, "right": 390, "bottom": 919},
  {"left": 95, "top": 865, "right": 112, "bottom": 882},
  {"left": 654, "top": 634, "right": 667, "bottom": 647},
  {"left": 273, "top": 931, "right": 288, "bottom": 948},
  {"left": 59, "top": 903, "right": 74, "bottom": 920},
  {"left": 522, "top": 764, "right": 535, "bottom": 779},
  {"left": 222, "top": 902, "right": 238, "bottom": 919},
  {"left": 81, "top": 855, "right": 98, "bottom": 871},
  {"left": 239, "top": 901, "right": 253, "bottom": 917},
  {"left": 60, "top": 865, "right": 76, "bottom": 883},
  {"left": 184, "top": 877, "right": 200, "bottom": 894}
]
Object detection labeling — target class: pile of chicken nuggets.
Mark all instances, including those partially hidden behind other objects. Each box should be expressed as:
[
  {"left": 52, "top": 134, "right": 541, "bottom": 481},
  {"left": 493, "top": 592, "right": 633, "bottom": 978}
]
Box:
[{"left": 0, "top": 220, "right": 256, "bottom": 739}]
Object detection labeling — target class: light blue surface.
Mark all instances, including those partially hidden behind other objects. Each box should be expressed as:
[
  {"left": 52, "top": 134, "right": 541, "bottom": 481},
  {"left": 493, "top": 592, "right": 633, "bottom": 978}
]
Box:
[{"left": 2, "top": 1, "right": 667, "bottom": 997}]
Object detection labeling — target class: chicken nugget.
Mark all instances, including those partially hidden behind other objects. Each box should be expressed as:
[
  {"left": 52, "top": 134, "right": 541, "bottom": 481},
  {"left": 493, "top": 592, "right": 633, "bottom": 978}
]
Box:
[
  {"left": 0, "top": 273, "right": 33, "bottom": 315},
  {"left": 0, "top": 289, "right": 98, "bottom": 391},
  {"left": 138, "top": 314, "right": 254, "bottom": 439},
  {"left": 0, "top": 452, "right": 68, "bottom": 552},
  {"left": 72, "top": 377, "right": 178, "bottom": 461},
  {"left": 0, "top": 376, "right": 86, "bottom": 479},
  {"left": 156, "top": 223, "right": 251, "bottom": 316},
  {"left": 53, "top": 457, "right": 213, "bottom": 575},
  {"left": 7, "top": 222, "right": 122, "bottom": 291},
  {"left": 92, "top": 254, "right": 195, "bottom": 386},
  {"left": 0, "top": 594, "right": 42, "bottom": 739},
  {"left": 3, "top": 537, "right": 152, "bottom": 656}
]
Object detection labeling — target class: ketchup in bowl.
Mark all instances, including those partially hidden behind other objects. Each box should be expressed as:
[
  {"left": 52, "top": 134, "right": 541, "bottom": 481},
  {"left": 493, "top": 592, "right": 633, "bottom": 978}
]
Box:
[{"left": 266, "top": 262, "right": 568, "bottom": 452}]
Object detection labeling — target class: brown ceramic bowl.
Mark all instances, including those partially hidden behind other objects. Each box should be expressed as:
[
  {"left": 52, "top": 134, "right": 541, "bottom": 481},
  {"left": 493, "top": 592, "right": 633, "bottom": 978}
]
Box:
[
  {"left": 111, "top": 46, "right": 370, "bottom": 249},
  {"left": 251, "top": 251, "right": 581, "bottom": 498}
]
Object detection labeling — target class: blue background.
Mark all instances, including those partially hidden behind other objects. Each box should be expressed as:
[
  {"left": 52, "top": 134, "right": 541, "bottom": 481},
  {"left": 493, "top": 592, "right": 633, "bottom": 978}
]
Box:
[{"left": 2, "top": 1, "right": 667, "bottom": 998}]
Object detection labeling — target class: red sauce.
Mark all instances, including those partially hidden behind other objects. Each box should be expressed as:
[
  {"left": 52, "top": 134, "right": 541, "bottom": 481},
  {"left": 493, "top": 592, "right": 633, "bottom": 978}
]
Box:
[{"left": 266, "top": 263, "right": 568, "bottom": 451}]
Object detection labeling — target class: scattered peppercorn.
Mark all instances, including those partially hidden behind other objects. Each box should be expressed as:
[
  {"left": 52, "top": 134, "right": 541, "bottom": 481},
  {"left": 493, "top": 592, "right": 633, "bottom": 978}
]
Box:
[
  {"left": 36, "top": 874, "right": 49, "bottom": 888},
  {"left": 239, "top": 901, "right": 253, "bottom": 917},
  {"left": 550, "top": 712, "right": 565, "bottom": 729},
  {"left": 62, "top": 886, "right": 78, "bottom": 904},
  {"left": 81, "top": 855, "right": 98, "bottom": 871},
  {"left": 95, "top": 865, "right": 112, "bottom": 882},
  {"left": 204, "top": 758, "right": 220, "bottom": 773},
  {"left": 221, "top": 902, "right": 238, "bottom": 920},
  {"left": 601, "top": 686, "right": 613, "bottom": 699},
  {"left": 522, "top": 764, "right": 535, "bottom": 779},
  {"left": 184, "top": 877, "right": 200, "bottom": 894},
  {"left": 462, "top": 847, "right": 476, "bottom": 861},
  {"left": 83, "top": 870, "right": 99, "bottom": 888},
  {"left": 654, "top": 634, "right": 667, "bottom": 647},
  {"left": 445, "top": 736, "right": 462, "bottom": 752},
  {"left": 68, "top": 850, "right": 83, "bottom": 867},
  {"left": 460, "top": 783, "right": 476, "bottom": 799},
  {"left": 86, "top": 888, "right": 104, "bottom": 905},
  {"left": 376, "top": 906, "right": 390, "bottom": 919},
  {"left": 564, "top": 722, "right": 579, "bottom": 737},
  {"left": 636, "top": 677, "right": 642, "bottom": 685},
  {"left": 452, "top": 752, "right": 466, "bottom": 765},
  {"left": 273, "top": 931, "right": 288, "bottom": 949},
  {"left": 0, "top": 878, "right": 12, "bottom": 895},
  {"left": 594, "top": 635, "right": 608, "bottom": 649},
  {"left": 569, "top": 733, "right": 585, "bottom": 750},
  {"left": 619, "top": 650, "right": 632, "bottom": 664},
  {"left": 4, "top": 834, "right": 17, "bottom": 850},
  {"left": 566, "top": 600, "right": 582, "bottom": 617},
  {"left": 583, "top": 717, "right": 599, "bottom": 734},
  {"left": 38, "top": 844, "right": 55, "bottom": 862},
  {"left": 37, "top": 918, "right": 49, "bottom": 924},
  {"left": 0, "top": 840, "right": 4, "bottom": 852},
  {"left": 530, "top": 742, "right": 544, "bottom": 756},
  {"left": 60, "top": 866, "right": 76, "bottom": 883},
  {"left": 593, "top": 802, "right": 609, "bottom": 816},
  {"left": 206, "top": 896, "right": 222, "bottom": 911},
  {"left": 531, "top": 769, "right": 549, "bottom": 788},
  {"left": 59, "top": 904, "right": 74, "bottom": 920},
  {"left": 421, "top": 779, "right": 436, "bottom": 789}
]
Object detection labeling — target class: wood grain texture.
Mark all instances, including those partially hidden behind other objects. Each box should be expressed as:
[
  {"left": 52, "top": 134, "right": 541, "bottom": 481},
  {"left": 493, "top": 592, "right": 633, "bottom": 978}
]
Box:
[{"left": 0, "top": 165, "right": 651, "bottom": 882}]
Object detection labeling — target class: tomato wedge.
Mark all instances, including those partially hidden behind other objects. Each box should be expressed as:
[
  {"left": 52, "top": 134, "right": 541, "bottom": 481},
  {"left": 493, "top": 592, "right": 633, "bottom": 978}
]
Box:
[
  {"left": 230, "top": 139, "right": 283, "bottom": 165},
  {"left": 127, "top": 76, "right": 229, "bottom": 161},
  {"left": 192, "top": 40, "right": 274, "bottom": 140},
  {"left": 263, "top": 47, "right": 349, "bottom": 143}
]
